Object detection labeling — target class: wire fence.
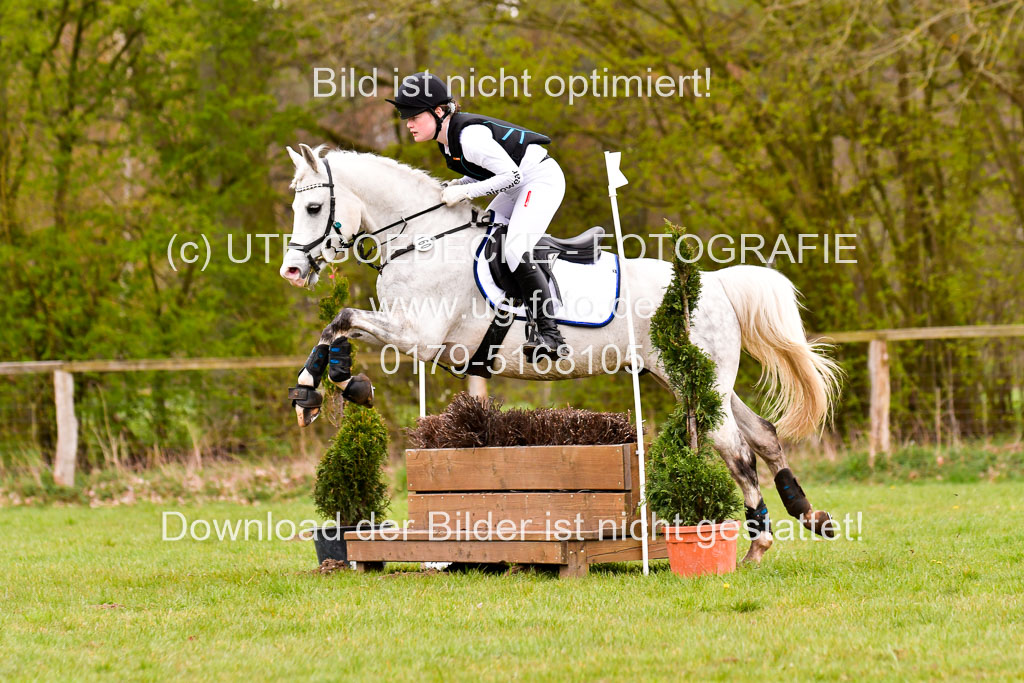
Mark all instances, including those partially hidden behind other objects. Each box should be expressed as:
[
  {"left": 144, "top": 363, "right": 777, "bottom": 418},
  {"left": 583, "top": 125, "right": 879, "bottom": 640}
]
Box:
[
  {"left": 821, "top": 335, "right": 1024, "bottom": 448},
  {"left": 0, "top": 367, "right": 338, "bottom": 472}
]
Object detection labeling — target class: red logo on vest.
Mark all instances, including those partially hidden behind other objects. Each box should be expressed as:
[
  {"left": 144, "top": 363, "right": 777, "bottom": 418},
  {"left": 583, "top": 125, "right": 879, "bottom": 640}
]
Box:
[{"left": 524, "top": 190, "right": 532, "bottom": 207}]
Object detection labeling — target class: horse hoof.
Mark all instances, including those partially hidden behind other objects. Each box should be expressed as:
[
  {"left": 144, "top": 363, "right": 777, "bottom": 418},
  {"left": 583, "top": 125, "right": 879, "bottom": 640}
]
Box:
[
  {"left": 296, "top": 404, "right": 321, "bottom": 427},
  {"left": 741, "top": 534, "right": 773, "bottom": 564},
  {"left": 802, "top": 510, "right": 838, "bottom": 539},
  {"left": 288, "top": 385, "right": 323, "bottom": 427},
  {"left": 342, "top": 373, "right": 374, "bottom": 406}
]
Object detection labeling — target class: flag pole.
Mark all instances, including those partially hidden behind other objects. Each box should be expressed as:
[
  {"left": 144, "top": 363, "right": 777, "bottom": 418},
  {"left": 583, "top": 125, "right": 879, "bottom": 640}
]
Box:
[
  {"left": 418, "top": 361, "right": 426, "bottom": 418},
  {"left": 604, "top": 151, "right": 650, "bottom": 575}
]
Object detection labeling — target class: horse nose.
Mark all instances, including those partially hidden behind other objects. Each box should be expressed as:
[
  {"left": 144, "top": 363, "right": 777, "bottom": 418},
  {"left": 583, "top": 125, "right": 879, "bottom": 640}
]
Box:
[{"left": 280, "top": 265, "right": 303, "bottom": 283}]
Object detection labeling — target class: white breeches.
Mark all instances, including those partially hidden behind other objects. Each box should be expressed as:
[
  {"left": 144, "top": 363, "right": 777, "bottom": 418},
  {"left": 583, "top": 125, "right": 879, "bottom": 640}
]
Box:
[{"left": 486, "top": 158, "right": 566, "bottom": 270}]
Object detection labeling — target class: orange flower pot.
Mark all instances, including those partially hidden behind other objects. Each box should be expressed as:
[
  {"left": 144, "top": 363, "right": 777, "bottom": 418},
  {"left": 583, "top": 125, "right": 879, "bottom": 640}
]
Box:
[{"left": 663, "top": 520, "right": 740, "bottom": 577}]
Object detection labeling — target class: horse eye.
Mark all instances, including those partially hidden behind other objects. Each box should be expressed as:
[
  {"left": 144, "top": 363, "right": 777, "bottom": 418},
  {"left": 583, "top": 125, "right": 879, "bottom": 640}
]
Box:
[{"left": 307, "top": 203, "right": 322, "bottom": 215}]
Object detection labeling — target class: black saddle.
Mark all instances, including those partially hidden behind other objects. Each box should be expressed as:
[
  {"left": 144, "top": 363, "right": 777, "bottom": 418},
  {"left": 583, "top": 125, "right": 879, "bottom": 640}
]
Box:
[{"left": 482, "top": 224, "right": 606, "bottom": 301}]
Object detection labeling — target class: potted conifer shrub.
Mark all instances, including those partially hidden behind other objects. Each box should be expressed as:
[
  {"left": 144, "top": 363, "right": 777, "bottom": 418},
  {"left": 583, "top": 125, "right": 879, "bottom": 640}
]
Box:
[
  {"left": 647, "top": 221, "right": 743, "bottom": 577},
  {"left": 311, "top": 402, "right": 391, "bottom": 565}
]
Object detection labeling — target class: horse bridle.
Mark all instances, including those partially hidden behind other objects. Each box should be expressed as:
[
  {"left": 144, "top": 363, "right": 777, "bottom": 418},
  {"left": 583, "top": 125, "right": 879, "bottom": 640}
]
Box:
[
  {"left": 287, "top": 158, "right": 348, "bottom": 279},
  {"left": 289, "top": 157, "right": 458, "bottom": 279},
  {"left": 289, "top": 157, "right": 496, "bottom": 281}
]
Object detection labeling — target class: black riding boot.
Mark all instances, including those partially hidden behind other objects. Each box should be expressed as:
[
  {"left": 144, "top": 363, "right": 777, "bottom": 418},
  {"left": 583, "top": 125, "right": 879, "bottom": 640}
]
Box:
[{"left": 512, "top": 254, "right": 568, "bottom": 361}]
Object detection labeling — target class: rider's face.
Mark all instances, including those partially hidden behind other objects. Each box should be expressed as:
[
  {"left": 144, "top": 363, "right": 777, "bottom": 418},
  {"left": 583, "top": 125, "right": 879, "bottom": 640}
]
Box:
[{"left": 406, "top": 109, "right": 441, "bottom": 142}]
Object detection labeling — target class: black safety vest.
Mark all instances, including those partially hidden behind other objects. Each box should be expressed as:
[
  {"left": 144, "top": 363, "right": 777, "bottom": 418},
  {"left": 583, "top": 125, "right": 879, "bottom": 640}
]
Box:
[{"left": 439, "top": 113, "right": 551, "bottom": 181}]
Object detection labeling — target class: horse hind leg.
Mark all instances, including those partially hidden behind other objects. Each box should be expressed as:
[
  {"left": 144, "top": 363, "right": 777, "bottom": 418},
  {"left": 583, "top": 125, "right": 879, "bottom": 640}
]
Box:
[
  {"left": 647, "top": 362, "right": 774, "bottom": 562},
  {"left": 646, "top": 363, "right": 772, "bottom": 561},
  {"left": 708, "top": 411, "right": 774, "bottom": 564},
  {"left": 731, "top": 395, "right": 838, "bottom": 538}
]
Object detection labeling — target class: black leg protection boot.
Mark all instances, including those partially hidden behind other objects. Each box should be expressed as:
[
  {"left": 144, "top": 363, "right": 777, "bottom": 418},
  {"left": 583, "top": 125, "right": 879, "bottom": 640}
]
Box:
[{"left": 511, "top": 254, "right": 568, "bottom": 361}]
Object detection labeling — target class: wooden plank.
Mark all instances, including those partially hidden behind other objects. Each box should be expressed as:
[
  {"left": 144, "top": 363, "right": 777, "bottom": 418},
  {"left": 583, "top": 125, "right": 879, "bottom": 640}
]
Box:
[
  {"left": 344, "top": 537, "right": 670, "bottom": 571},
  {"left": 0, "top": 354, "right": 383, "bottom": 376},
  {"left": 0, "top": 360, "right": 66, "bottom": 376},
  {"left": 584, "top": 538, "right": 669, "bottom": 563},
  {"left": 0, "top": 360, "right": 66, "bottom": 375},
  {"left": 0, "top": 357, "right": 302, "bottom": 375},
  {"left": 52, "top": 370, "right": 77, "bottom": 487},
  {"left": 624, "top": 443, "right": 639, "bottom": 495},
  {"left": 810, "top": 330, "right": 884, "bottom": 343},
  {"left": 811, "top": 324, "right": 1024, "bottom": 343},
  {"left": 3, "top": 323, "right": 1020, "bottom": 376},
  {"left": 346, "top": 540, "right": 567, "bottom": 564},
  {"left": 66, "top": 356, "right": 305, "bottom": 372},
  {"left": 407, "top": 492, "right": 636, "bottom": 531},
  {"left": 346, "top": 529, "right": 609, "bottom": 542},
  {"left": 4, "top": 323, "right": 1021, "bottom": 377},
  {"left": 406, "top": 444, "right": 632, "bottom": 492},
  {"left": 867, "top": 339, "right": 891, "bottom": 465},
  {"left": 880, "top": 324, "right": 1024, "bottom": 341}
]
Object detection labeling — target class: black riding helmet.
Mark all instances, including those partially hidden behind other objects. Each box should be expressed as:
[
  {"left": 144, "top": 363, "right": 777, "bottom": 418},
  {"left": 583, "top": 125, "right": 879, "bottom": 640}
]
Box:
[{"left": 385, "top": 71, "right": 453, "bottom": 140}]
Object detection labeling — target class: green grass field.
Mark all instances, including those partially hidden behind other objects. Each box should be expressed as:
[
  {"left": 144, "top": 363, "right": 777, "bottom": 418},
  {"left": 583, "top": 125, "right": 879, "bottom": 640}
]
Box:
[{"left": 3, "top": 481, "right": 1023, "bottom": 681}]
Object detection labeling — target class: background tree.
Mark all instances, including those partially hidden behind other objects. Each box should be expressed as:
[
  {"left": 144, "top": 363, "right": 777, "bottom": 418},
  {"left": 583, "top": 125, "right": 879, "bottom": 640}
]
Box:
[{"left": 2, "top": 0, "right": 1021, "bottom": 470}]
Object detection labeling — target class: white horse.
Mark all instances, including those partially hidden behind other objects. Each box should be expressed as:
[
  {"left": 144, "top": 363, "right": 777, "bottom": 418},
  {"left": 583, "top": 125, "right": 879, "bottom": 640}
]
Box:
[{"left": 280, "top": 143, "right": 841, "bottom": 563}]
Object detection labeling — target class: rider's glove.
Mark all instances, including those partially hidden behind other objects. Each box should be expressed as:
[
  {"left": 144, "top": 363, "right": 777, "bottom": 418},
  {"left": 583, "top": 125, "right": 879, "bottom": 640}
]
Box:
[{"left": 441, "top": 184, "right": 472, "bottom": 206}]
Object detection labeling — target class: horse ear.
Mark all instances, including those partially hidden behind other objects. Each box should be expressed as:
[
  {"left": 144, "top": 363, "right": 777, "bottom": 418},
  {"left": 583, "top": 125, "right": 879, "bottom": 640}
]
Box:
[
  {"left": 298, "top": 143, "right": 320, "bottom": 172},
  {"left": 287, "top": 146, "right": 305, "bottom": 170}
]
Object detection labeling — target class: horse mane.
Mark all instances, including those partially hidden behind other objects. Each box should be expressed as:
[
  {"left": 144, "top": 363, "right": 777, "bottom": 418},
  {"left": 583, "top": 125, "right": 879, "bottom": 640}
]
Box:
[{"left": 290, "top": 145, "right": 442, "bottom": 193}]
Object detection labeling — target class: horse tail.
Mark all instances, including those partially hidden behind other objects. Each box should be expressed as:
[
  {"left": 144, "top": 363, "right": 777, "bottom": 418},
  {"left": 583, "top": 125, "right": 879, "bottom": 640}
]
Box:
[{"left": 714, "top": 265, "right": 842, "bottom": 439}]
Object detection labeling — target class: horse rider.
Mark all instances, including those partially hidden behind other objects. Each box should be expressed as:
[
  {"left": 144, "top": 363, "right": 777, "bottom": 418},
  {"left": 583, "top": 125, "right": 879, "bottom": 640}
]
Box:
[{"left": 386, "top": 71, "right": 568, "bottom": 361}]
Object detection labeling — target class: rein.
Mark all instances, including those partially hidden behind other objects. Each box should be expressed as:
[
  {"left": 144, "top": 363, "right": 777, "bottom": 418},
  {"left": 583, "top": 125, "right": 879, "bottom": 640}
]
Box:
[
  {"left": 289, "top": 157, "right": 490, "bottom": 278},
  {"left": 365, "top": 210, "right": 487, "bottom": 275}
]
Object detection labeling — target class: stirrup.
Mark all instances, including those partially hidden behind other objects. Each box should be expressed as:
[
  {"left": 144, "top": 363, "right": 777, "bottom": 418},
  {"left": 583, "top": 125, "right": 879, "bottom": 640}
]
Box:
[
  {"left": 524, "top": 342, "right": 568, "bottom": 362},
  {"left": 522, "top": 323, "right": 568, "bottom": 361}
]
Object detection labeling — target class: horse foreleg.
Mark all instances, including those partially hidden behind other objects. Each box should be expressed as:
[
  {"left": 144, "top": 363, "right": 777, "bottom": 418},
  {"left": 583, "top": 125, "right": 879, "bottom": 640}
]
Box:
[
  {"left": 321, "top": 307, "right": 442, "bottom": 357},
  {"left": 321, "top": 306, "right": 463, "bottom": 381},
  {"left": 292, "top": 307, "right": 444, "bottom": 425},
  {"left": 289, "top": 309, "right": 391, "bottom": 426},
  {"left": 286, "top": 334, "right": 331, "bottom": 427}
]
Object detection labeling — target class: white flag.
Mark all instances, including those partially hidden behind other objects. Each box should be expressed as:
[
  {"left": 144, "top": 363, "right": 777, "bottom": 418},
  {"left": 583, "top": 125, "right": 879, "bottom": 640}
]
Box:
[{"left": 604, "top": 151, "right": 629, "bottom": 189}]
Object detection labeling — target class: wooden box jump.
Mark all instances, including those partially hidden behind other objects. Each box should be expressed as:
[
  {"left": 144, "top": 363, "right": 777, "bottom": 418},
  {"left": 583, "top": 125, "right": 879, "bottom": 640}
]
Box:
[{"left": 345, "top": 443, "right": 667, "bottom": 577}]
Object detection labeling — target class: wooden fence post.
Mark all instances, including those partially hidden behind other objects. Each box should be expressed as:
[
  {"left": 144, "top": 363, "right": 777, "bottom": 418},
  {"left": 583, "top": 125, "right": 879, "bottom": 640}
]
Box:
[
  {"left": 867, "top": 339, "right": 891, "bottom": 466},
  {"left": 53, "top": 369, "right": 78, "bottom": 486}
]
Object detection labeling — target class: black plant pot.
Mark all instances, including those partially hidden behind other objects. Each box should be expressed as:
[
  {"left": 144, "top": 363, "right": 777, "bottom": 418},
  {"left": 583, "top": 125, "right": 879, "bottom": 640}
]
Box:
[
  {"left": 312, "top": 525, "right": 359, "bottom": 565},
  {"left": 312, "top": 523, "right": 393, "bottom": 565}
]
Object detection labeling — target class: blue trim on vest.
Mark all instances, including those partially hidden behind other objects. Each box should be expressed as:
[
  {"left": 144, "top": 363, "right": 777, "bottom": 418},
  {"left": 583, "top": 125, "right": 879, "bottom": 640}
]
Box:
[{"left": 484, "top": 121, "right": 538, "bottom": 143}]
